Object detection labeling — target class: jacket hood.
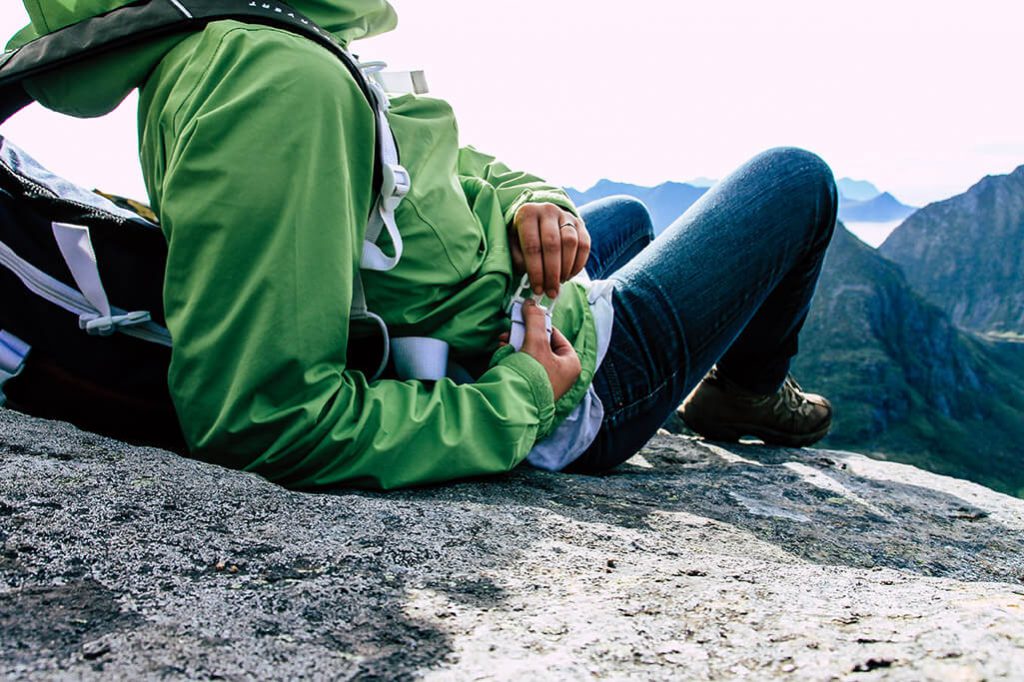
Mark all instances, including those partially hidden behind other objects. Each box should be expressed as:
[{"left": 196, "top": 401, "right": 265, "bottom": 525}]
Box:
[{"left": 7, "top": 0, "right": 397, "bottom": 117}]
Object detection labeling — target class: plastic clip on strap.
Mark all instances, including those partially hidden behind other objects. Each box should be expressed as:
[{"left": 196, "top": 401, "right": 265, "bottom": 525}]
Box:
[
  {"left": 360, "top": 60, "right": 430, "bottom": 96},
  {"left": 51, "top": 223, "right": 154, "bottom": 336},
  {"left": 0, "top": 330, "right": 30, "bottom": 407},
  {"left": 507, "top": 274, "right": 556, "bottom": 351}
]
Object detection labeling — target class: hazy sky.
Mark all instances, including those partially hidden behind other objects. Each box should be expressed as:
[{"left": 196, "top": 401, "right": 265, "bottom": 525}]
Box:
[{"left": 1, "top": 1, "right": 1022, "bottom": 207}]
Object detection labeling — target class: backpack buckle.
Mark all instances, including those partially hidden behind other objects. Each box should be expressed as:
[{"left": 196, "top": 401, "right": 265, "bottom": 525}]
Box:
[
  {"left": 506, "top": 274, "right": 556, "bottom": 351},
  {"left": 79, "top": 310, "right": 152, "bottom": 336},
  {"left": 381, "top": 163, "right": 411, "bottom": 209}
]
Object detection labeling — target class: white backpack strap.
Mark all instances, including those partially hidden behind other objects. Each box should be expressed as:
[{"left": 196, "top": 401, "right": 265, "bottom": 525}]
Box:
[
  {"left": 51, "top": 222, "right": 156, "bottom": 336},
  {"left": 0, "top": 235, "right": 172, "bottom": 347},
  {"left": 362, "top": 162, "right": 409, "bottom": 271},
  {"left": 344, "top": 60, "right": 411, "bottom": 379},
  {"left": 0, "top": 330, "right": 30, "bottom": 407},
  {"left": 361, "top": 75, "right": 409, "bottom": 272}
]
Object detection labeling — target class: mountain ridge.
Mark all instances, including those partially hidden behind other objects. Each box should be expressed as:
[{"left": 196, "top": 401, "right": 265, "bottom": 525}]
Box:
[
  {"left": 792, "top": 223, "right": 1024, "bottom": 496},
  {"left": 879, "top": 164, "right": 1024, "bottom": 335},
  {"left": 837, "top": 177, "right": 881, "bottom": 202},
  {"left": 566, "top": 180, "right": 708, "bottom": 234},
  {"left": 568, "top": 177, "right": 916, "bottom": 234},
  {"left": 838, "top": 191, "right": 917, "bottom": 223}
]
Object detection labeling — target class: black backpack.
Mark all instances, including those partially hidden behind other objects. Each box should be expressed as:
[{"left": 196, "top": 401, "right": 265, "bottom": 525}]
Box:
[{"left": 0, "top": 0, "right": 389, "bottom": 450}]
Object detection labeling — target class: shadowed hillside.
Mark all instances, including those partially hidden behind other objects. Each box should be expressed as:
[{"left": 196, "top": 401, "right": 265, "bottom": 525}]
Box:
[{"left": 792, "top": 225, "right": 1024, "bottom": 497}]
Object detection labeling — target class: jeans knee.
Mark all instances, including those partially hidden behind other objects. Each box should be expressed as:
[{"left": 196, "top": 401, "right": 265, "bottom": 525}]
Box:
[
  {"left": 759, "top": 147, "right": 837, "bottom": 239},
  {"left": 602, "top": 195, "right": 654, "bottom": 242}
]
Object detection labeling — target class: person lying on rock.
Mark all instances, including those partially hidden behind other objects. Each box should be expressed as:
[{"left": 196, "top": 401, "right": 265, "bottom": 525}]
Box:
[{"left": 10, "top": 0, "right": 837, "bottom": 489}]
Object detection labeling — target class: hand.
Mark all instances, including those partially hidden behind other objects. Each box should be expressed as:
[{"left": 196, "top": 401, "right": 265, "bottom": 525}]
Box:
[
  {"left": 499, "top": 300, "right": 581, "bottom": 402},
  {"left": 510, "top": 202, "right": 591, "bottom": 299}
]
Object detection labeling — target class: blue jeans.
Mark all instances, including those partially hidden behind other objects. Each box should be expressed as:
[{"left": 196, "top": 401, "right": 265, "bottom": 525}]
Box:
[{"left": 570, "top": 147, "right": 838, "bottom": 473}]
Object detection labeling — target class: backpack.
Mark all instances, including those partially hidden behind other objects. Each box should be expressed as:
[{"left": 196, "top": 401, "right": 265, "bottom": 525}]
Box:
[{"left": 0, "top": 0, "right": 408, "bottom": 450}]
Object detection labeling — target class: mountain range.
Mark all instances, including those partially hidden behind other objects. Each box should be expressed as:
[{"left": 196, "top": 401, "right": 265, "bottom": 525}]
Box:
[
  {"left": 879, "top": 165, "right": 1024, "bottom": 336},
  {"left": 567, "top": 176, "right": 916, "bottom": 235},
  {"left": 792, "top": 224, "right": 1024, "bottom": 497},
  {"left": 839, "top": 191, "right": 917, "bottom": 223},
  {"left": 566, "top": 180, "right": 707, "bottom": 235},
  {"left": 797, "top": 168, "right": 1024, "bottom": 496}
]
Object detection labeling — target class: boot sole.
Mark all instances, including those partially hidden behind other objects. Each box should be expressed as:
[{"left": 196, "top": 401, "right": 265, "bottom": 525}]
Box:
[{"left": 682, "top": 417, "right": 832, "bottom": 449}]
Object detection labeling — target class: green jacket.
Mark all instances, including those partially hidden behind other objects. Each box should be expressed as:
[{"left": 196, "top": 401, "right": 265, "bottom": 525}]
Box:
[{"left": 10, "top": 0, "right": 598, "bottom": 489}]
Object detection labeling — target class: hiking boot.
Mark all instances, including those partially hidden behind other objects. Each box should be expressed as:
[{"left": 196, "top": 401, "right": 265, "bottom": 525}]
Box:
[{"left": 678, "top": 367, "right": 832, "bottom": 447}]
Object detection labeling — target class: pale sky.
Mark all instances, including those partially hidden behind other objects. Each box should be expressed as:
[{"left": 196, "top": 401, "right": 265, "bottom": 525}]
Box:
[{"left": 1, "top": 1, "right": 1022, "bottom": 207}]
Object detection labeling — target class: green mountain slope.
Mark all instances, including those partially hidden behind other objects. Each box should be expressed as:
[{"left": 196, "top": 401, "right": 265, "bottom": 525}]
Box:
[{"left": 792, "top": 225, "right": 1024, "bottom": 497}]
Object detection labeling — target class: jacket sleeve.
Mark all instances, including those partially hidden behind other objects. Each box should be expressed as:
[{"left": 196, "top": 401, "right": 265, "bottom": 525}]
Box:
[
  {"left": 456, "top": 145, "right": 580, "bottom": 226},
  {"left": 142, "top": 26, "right": 555, "bottom": 489}
]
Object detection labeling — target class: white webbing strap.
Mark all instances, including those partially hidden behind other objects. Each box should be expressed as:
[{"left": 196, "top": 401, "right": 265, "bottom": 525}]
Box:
[
  {"left": 361, "top": 76, "right": 408, "bottom": 272},
  {"left": 0, "top": 237, "right": 172, "bottom": 347},
  {"left": 51, "top": 222, "right": 154, "bottom": 336},
  {"left": 346, "top": 60, "right": 411, "bottom": 379},
  {"left": 0, "top": 330, "right": 30, "bottom": 407},
  {"left": 362, "top": 163, "right": 408, "bottom": 271}
]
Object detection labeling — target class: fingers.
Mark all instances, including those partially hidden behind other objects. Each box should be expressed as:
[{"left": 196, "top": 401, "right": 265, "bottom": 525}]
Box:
[
  {"left": 516, "top": 214, "right": 545, "bottom": 296},
  {"left": 571, "top": 218, "right": 591, "bottom": 279},
  {"left": 519, "top": 300, "right": 550, "bottom": 355},
  {"left": 540, "top": 212, "right": 562, "bottom": 298},
  {"left": 559, "top": 218, "right": 579, "bottom": 286},
  {"left": 549, "top": 326, "right": 574, "bottom": 357},
  {"left": 514, "top": 203, "right": 587, "bottom": 296}
]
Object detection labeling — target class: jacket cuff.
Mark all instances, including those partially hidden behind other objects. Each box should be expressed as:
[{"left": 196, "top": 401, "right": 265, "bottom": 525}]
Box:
[
  {"left": 503, "top": 189, "right": 580, "bottom": 227},
  {"left": 495, "top": 350, "right": 556, "bottom": 439}
]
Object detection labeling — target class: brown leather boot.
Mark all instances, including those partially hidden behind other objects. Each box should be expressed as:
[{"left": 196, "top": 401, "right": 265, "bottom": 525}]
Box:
[{"left": 678, "top": 366, "right": 832, "bottom": 447}]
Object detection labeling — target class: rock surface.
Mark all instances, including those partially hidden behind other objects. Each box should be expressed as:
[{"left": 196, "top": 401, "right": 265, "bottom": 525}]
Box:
[{"left": 2, "top": 408, "right": 1023, "bottom": 680}]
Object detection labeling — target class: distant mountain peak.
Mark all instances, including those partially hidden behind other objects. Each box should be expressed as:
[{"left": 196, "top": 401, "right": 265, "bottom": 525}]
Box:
[
  {"left": 565, "top": 179, "right": 708, "bottom": 235},
  {"left": 838, "top": 190, "right": 916, "bottom": 224},
  {"left": 837, "top": 178, "right": 881, "bottom": 202},
  {"left": 688, "top": 176, "right": 717, "bottom": 188},
  {"left": 872, "top": 191, "right": 910, "bottom": 206}
]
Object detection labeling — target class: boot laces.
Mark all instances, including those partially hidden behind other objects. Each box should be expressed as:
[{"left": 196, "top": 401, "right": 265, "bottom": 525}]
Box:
[{"left": 777, "top": 374, "right": 815, "bottom": 418}]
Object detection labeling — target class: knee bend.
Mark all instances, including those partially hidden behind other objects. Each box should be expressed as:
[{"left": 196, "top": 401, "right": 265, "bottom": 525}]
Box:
[
  {"left": 603, "top": 195, "right": 655, "bottom": 242},
  {"left": 761, "top": 147, "right": 838, "bottom": 236}
]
